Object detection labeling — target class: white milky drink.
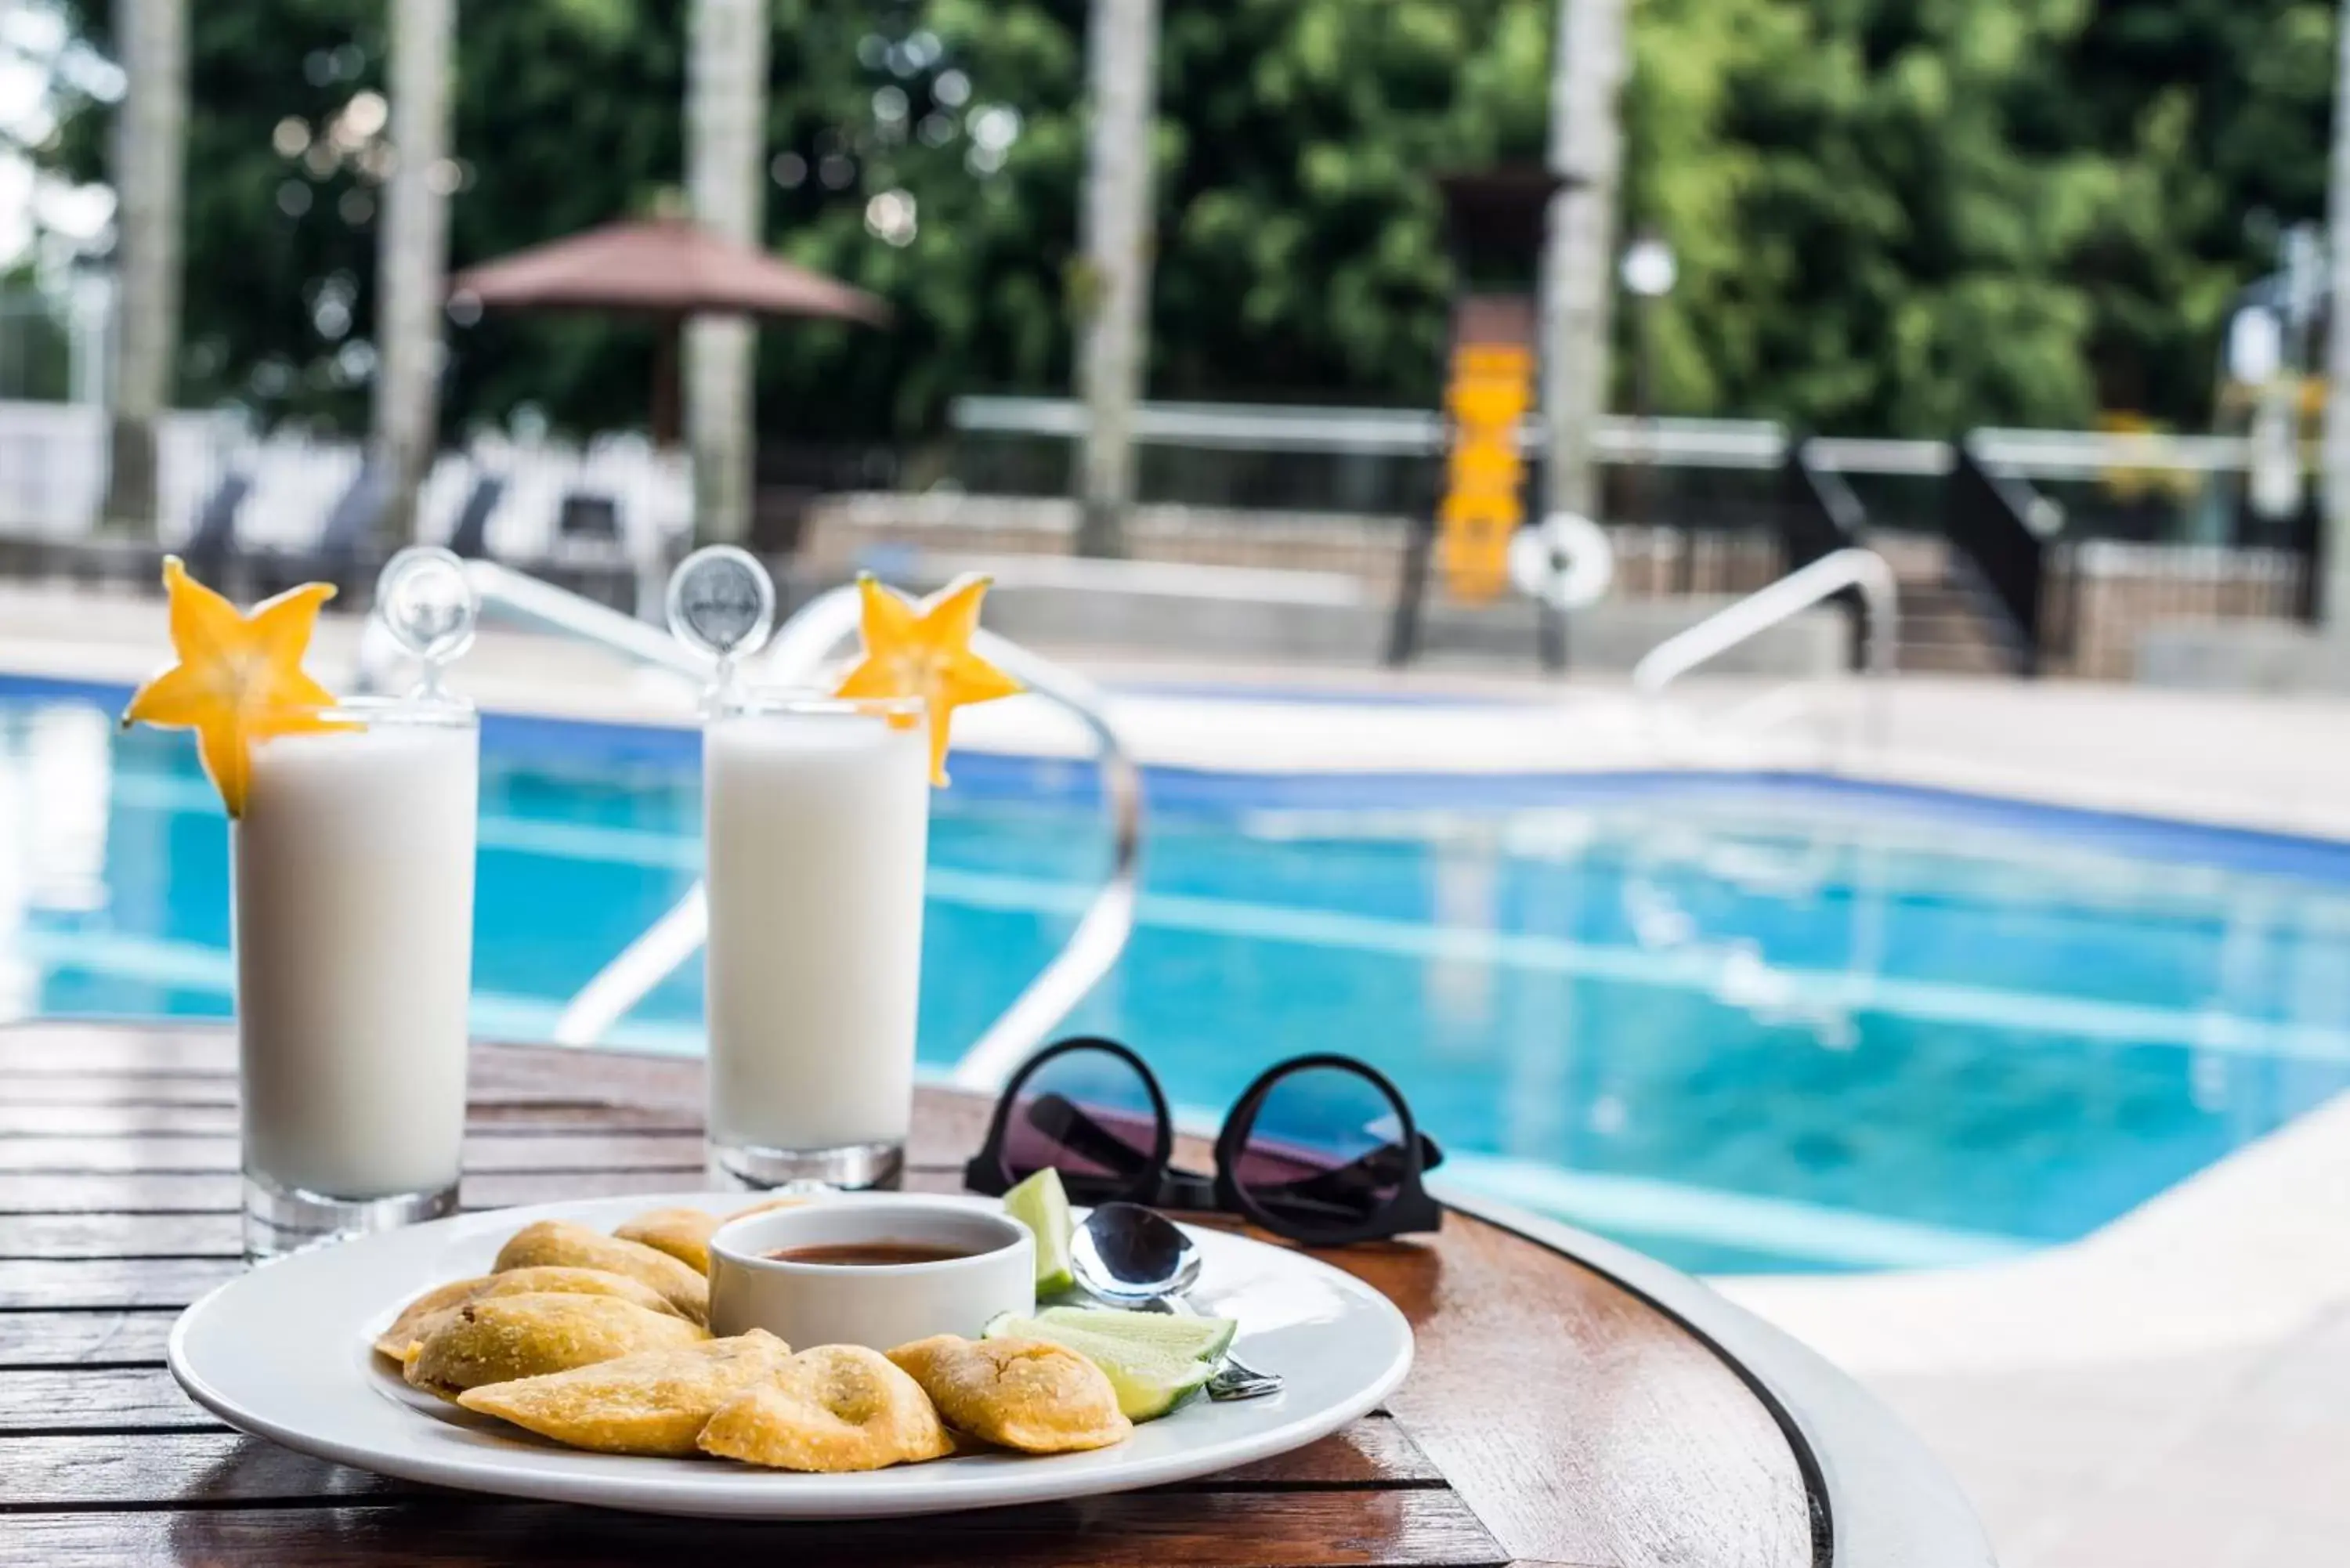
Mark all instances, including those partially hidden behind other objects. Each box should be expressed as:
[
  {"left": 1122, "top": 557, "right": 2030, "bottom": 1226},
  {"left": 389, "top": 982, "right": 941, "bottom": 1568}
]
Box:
[
  {"left": 703, "top": 696, "right": 930, "bottom": 1180},
  {"left": 234, "top": 703, "right": 479, "bottom": 1201}
]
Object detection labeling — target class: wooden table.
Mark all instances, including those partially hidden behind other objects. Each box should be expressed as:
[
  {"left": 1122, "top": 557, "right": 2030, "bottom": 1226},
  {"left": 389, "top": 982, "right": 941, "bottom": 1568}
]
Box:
[{"left": 0, "top": 1023, "right": 1987, "bottom": 1566}]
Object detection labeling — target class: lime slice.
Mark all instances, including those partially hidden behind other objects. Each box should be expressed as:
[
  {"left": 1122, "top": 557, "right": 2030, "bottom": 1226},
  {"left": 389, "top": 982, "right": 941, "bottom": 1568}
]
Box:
[
  {"left": 1001, "top": 1168, "right": 1076, "bottom": 1295},
  {"left": 1036, "top": 1305, "right": 1237, "bottom": 1363},
  {"left": 982, "top": 1316, "right": 1214, "bottom": 1420}
]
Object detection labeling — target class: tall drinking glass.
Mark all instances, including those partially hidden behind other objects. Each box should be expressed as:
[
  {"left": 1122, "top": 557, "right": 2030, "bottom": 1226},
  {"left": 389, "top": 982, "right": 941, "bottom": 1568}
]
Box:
[
  {"left": 703, "top": 691, "right": 931, "bottom": 1190},
  {"left": 234, "top": 697, "right": 480, "bottom": 1259}
]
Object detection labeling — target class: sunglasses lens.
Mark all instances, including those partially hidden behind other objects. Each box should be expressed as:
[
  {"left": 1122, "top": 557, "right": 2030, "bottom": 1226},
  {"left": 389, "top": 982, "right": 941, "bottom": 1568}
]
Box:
[
  {"left": 1000, "top": 1044, "right": 1162, "bottom": 1197},
  {"left": 1234, "top": 1064, "right": 1414, "bottom": 1234}
]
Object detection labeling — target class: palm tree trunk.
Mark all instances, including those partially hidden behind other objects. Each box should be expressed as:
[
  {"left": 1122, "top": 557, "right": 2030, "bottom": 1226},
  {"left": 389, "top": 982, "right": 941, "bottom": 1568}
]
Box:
[
  {"left": 103, "top": 0, "right": 188, "bottom": 536},
  {"left": 1074, "top": 0, "right": 1159, "bottom": 559},
  {"left": 685, "top": 0, "right": 768, "bottom": 546},
  {"left": 373, "top": 0, "right": 456, "bottom": 546},
  {"left": 1538, "top": 0, "right": 1629, "bottom": 524},
  {"left": 2322, "top": 0, "right": 2350, "bottom": 627}
]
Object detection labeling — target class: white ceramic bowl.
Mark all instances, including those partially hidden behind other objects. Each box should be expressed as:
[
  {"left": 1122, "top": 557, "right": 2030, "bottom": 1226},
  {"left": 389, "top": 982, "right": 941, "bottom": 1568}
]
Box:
[{"left": 707, "top": 1194, "right": 1036, "bottom": 1351}]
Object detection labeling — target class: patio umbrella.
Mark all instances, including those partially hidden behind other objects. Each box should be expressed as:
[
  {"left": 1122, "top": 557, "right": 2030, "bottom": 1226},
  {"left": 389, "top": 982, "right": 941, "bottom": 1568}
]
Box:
[{"left": 448, "top": 216, "right": 891, "bottom": 445}]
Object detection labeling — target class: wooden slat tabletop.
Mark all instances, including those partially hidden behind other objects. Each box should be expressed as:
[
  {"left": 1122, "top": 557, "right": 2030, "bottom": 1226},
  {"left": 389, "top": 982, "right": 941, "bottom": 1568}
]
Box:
[{"left": 0, "top": 1022, "right": 1820, "bottom": 1568}]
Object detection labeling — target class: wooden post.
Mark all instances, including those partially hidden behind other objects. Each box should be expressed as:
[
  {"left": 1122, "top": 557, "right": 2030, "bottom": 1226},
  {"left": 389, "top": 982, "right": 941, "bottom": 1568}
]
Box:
[
  {"left": 685, "top": 0, "right": 769, "bottom": 544},
  {"left": 373, "top": 0, "right": 457, "bottom": 546},
  {"left": 103, "top": 0, "right": 188, "bottom": 537},
  {"left": 651, "top": 316, "right": 683, "bottom": 449},
  {"left": 1538, "top": 0, "right": 1628, "bottom": 524},
  {"left": 1075, "top": 0, "right": 1160, "bottom": 559}
]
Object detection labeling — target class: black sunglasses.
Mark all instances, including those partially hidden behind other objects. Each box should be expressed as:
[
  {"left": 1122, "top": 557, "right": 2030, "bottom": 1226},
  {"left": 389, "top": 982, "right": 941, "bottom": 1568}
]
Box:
[{"left": 964, "top": 1037, "right": 1444, "bottom": 1245}]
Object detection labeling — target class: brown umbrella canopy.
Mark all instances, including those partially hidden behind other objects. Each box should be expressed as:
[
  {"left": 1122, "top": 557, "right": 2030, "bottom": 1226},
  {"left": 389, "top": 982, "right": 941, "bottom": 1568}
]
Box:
[{"left": 449, "top": 217, "right": 889, "bottom": 443}]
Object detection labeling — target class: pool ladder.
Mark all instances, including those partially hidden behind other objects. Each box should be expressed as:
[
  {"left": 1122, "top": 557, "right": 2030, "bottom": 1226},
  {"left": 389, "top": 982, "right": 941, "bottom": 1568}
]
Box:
[
  {"left": 354, "top": 562, "right": 1142, "bottom": 1090},
  {"left": 1632, "top": 547, "right": 1900, "bottom": 750}
]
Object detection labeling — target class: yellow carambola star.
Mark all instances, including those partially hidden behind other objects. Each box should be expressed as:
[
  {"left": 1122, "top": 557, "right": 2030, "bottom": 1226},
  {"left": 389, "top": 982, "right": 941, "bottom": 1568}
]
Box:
[
  {"left": 834, "top": 573, "right": 1022, "bottom": 786},
  {"left": 121, "top": 556, "right": 347, "bottom": 818}
]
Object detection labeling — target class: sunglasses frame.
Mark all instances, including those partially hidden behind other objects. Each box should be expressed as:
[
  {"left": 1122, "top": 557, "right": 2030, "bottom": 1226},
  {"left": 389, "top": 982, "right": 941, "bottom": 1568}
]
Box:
[
  {"left": 1212, "top": 1051, "right": 1445, "bottom": 1246},
  {"left": 963, "top": 1036, "right": 1443, "bottom": 1245}
]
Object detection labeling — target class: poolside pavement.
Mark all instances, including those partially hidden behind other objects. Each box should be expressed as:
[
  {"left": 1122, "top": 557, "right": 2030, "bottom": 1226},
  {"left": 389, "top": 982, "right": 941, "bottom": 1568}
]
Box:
[
  {"left": 8, "top": 579, "right": 2348, "bottom": 842},
  {"left": 1719, "top": 1089, "right": 2350, "bottom": 1566}
]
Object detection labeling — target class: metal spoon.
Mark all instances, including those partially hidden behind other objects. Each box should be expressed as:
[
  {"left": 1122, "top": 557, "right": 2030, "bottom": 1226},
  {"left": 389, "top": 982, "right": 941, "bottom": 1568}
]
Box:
[{"left": 1071, "top": 1202, "right": 1283, "bottom": 1400}]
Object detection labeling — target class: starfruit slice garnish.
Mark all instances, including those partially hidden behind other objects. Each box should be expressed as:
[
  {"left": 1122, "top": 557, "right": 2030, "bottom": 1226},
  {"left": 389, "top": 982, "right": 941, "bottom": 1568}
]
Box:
[
  {"left": 833, "top": 573, "right": 1022, "bottom": 786},
  {"left": 121, "top": 555, "right": 349, "bottom": 818}
]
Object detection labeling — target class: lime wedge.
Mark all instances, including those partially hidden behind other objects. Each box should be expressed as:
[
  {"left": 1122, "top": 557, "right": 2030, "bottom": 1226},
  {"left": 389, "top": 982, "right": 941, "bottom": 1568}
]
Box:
[
  {"left": 982, "top": 1315, "right": 1214, "bottom": 1419},
  {"left": 1036, "top": 1305, "right": 1237, "bottom": 1363},
  {"left": 1002, "top": 1168, "right": 1076, "bottom": 1296}
]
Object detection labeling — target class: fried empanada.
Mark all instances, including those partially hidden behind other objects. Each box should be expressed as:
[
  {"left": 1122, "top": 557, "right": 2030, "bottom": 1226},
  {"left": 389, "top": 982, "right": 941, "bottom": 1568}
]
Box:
[
  {"left": 697, "top": 1344, "right": 954, "bottom": 1472},
  {"left": 611, "top": 1195, "right": 812, "bottom": 1277},
  {"left": 887, "top": 1335, "right": 1131, "bottom": 1454},
  {"left": 373, "top": 1276, "right": 490, "bottom": 1361},
  {"left": 494, "top": 1219, "right": 710, "bottom": 1322},
  {"left": 405, "top": 1292, "right": 707, "bottom": 1400},
  {"left": 374, "top": 1267, "right": 687, "bottom": 1363},
  {"left": 455, "top": 1329, "right": 793, "bottom": 1455},
  {"left": 613, "top": 1208, "right": 723, "bottom": 1277}
]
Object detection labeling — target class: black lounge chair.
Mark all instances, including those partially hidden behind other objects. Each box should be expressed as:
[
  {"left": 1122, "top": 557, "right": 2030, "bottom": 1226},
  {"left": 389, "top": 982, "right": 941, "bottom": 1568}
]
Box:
[
  {"left": 181, "top": 471, "right": 251, "bottom": 592},
  {"left": 446, "top": 471, "right": 507, "bottom": 559},
  {"left": 314, "top": 458, "right": 393, "bottom": 589},
  {"left": 242, "top": 457, "right": 392, "bottom": 601},
  {"left": 557, "top": 490, "right": 622, "bottom": 545}
]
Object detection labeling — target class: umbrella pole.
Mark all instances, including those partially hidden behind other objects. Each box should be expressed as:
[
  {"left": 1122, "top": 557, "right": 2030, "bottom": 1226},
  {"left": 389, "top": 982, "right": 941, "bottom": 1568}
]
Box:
[{"left": 652, "top": 314, "right": 682, "bottom": 447}]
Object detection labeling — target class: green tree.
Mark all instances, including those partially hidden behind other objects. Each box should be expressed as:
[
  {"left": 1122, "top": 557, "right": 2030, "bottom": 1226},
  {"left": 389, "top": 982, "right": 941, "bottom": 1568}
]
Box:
[
  {"left": 1631, "top": 0, "right": 2113, "bottom": 434},
  {"left": 45, "top": 0, "right": 2345, "bottom": 444},
  {"left": 2024, "top": 0, "right": 2338, "bottom": 418},
  {"left": 1153, "top": 0, "right": 1552, "bottom": 406}
]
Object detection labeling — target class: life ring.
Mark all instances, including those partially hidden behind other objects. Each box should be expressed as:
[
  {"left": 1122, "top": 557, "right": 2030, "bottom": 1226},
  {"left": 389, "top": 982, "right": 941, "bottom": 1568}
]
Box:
[{"left": 1509, "top": 511, "right": 1614, "bottom": 610}]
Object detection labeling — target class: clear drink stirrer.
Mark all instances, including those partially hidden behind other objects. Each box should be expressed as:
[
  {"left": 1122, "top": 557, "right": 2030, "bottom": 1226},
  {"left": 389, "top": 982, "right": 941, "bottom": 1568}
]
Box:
[
  {"left": 666, "top": 545, "right": 777, "bottom": 711},
  {"left": 374, "top": 546, "right": 479, "bottom": 700}
]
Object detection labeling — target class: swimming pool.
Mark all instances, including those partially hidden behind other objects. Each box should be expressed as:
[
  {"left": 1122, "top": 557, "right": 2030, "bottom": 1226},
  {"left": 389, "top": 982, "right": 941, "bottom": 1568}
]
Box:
[{"left": 7, "top": 676, "right": 2350, "bottom": 1276}]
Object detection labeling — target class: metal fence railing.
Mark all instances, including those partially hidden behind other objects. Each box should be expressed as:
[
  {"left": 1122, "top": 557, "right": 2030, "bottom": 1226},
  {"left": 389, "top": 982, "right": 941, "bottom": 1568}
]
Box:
[{"left": 1, "top": 388, "right": 2327, "bottom": 675}]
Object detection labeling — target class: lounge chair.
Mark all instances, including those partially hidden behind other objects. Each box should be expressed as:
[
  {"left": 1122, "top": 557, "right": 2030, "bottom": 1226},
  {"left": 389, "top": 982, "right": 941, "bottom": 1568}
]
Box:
[
  {"left": 548, "top": 490, "right": 632, "bottom": 609},
  {"left": 313, "top": 458, "right": 394, "bottom": 592},
  {"left": 446, "top": 471, "right": 508, "bottom": 559},
  {"left": 170, "top": 470, "right": 252, "bottom": 596}
]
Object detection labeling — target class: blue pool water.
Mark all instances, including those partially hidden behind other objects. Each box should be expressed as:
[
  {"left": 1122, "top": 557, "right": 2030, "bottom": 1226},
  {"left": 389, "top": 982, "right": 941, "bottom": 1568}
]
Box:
[{"left": 7, "top": 677, "right": 2350, "bottom": 1276}]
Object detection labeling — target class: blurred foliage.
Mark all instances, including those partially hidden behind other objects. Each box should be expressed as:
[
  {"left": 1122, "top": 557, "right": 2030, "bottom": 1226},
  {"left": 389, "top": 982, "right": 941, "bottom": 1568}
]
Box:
[
  {"left": 45, "top": 0, "right": 2343, "bottom": 441},
  {"left": 0, "top": 263, "right": 75, "bottom": 401}
]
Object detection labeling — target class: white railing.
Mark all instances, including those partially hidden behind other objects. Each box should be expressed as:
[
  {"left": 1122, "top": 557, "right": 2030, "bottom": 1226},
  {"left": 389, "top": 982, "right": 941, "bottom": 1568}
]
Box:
[
  {"left": 754, "top": 587, "right": 1143, "bottom": 1089},
  {"left": 1632, "top": 547, "right": 1899, "bottom": 692},
  {"left": 1630, "top": 548, "right": 1900, "bottom": 750},
  {"left": 954, "top": 395, "right": 1788, "bottom": 467},
  {"left": 356, "top": 568, "right": 1144, "bottom": 1091},
  {"left": 953, "top": 395, "right": 2272, "bottom": 482}
]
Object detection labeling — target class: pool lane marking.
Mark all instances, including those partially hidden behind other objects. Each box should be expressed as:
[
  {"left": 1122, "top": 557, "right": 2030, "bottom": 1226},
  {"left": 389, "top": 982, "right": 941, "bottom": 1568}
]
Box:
[
  {"left": 22, "top": 865, "right": 2350, "bottom": 1068},
  {"left": 923, "top": 869, "right": 2350, "bottom": 1064},
  {"left": 40, "top": 779, "right": 2350, "bottom": 1061},
  {"left": 5, "top": 930, "right": 706, "bottom": 1055}
]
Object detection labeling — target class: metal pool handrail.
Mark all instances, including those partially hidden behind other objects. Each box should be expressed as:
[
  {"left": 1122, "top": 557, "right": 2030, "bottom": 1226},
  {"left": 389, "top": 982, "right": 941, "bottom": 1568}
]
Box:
[
  {"left": 357, "top": 567, "right": 1143, "bottom": 1091},
  {"left": 1630, "top": 547, "right": 1899, "bottom": 750},
  {"left": 747, "top": 583, "right": 1143, "bottom": 1089},
  {"left": 1632, "top": 547, "right": 1898, "bottom": 693}
]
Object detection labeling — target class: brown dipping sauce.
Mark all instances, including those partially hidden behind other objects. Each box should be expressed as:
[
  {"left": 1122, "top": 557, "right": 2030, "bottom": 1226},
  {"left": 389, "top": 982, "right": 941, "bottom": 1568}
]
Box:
[{"left": 765, "top": 1241, "right": 975, "bottom": 1266}]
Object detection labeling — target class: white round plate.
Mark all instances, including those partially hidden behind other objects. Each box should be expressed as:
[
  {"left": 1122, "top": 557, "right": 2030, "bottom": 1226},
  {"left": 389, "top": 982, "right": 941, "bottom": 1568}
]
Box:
[{"left": 168, "top": 1192, "right": 1414, "bottom": 1519}]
